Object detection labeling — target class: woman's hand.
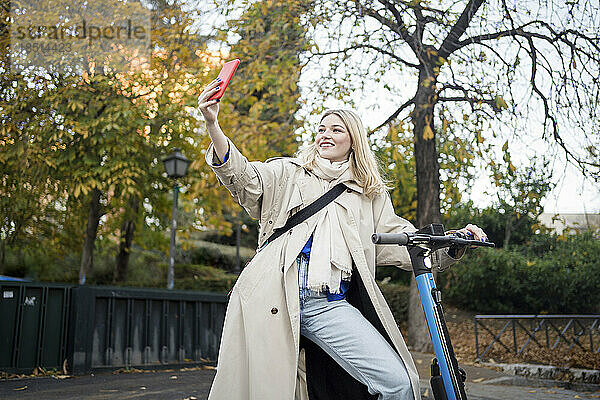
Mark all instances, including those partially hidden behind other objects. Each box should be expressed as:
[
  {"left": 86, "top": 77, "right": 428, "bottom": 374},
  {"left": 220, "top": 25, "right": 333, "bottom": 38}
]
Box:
[
  {"left": 446, "top": 224, "right": 488, "bottom": 259},
  {"left": 198, "top": 78, "right": 221, "bottom": 125},
  {"left": 457, "top": 224, "right": 488, "bottom": 242}
]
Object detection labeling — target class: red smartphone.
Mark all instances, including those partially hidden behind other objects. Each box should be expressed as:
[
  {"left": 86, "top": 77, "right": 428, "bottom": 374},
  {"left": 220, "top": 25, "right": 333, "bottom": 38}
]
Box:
[{"left": 209, "top": 59, "right": 240, "bottom": 101}]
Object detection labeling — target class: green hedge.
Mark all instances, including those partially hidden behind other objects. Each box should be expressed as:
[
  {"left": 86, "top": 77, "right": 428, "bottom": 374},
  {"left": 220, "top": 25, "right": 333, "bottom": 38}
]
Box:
[
  {"left": 378, "top": 280, "right": 410, "bottom": 323},
  {"left": 439, "top": 233, "right": 600, "bottom": 314},
  {"left": 184, "top": 240, "right": 255, "bottom": 272},
  {"left": 123, "top": 262, "right": 237, "bottom": 293},
  {"left": 173, "top": 264, "right": 237, "bottom": 293}
]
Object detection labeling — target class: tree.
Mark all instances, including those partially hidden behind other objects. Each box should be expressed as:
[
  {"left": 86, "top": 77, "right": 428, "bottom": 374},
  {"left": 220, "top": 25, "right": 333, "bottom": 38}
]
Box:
[
  {"left": 189, "top": 0, "right": 309, "bottom": 239},
  {"left": 113, "top": 198, "right": 140, "bottom": 282},
  {"left": 45, "top": 73, "right": 151, "bottom": 284},
  {"left": 1, "top": 0, "right": 309, "bottom": 283},
  {"left": 108, "top": 0, "right": 215, "bottom": 280},
  {"left": 374, "top": 122, "right": 418, "bottom": 222},
  {"left": 375, "top": 118, "right": 475, "bottom": 223},
  {"left": 304, "top": 0, "right": 600, "bottom": 349},
  {"left": 489, "top": 145, "right": 554, "bottom": 248},
  {"left": 224, "top": 0, "right": 307, "bottom": 159},
  {"left": 0, "top": 0, "right": 222, "bottom": 284},
  {"left": 0, "top": 75, "right": 61, "bottom": 269}
]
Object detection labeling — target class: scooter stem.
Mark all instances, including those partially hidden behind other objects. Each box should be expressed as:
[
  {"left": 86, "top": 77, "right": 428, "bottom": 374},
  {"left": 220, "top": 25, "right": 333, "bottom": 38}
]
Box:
[{"left": 410, "top": 246, "right": 468, "bottom": 400}]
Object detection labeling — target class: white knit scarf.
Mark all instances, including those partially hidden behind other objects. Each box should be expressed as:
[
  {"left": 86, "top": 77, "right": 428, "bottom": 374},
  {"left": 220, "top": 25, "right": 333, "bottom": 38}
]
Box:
[{"left": 306, "top": 155, "right": 354, "bottom": 294}]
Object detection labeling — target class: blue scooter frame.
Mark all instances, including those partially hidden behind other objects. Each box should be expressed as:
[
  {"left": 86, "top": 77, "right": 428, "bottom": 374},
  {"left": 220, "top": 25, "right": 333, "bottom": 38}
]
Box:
[{"left": 372, "top": 223, "right": 494, "bottom": 400}]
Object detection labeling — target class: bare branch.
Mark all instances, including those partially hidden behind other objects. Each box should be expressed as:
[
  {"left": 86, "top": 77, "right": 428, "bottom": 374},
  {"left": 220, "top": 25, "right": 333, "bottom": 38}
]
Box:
[
  {"left": 311, "top": 43, "right": 419, "bottom": 68},
  {"left": 438, "top": 0, "right": 485, "bottom": 59},
  {"left": 378, "top": 0, "right": 413, "bottom": 41},
  {"left": 412, "top": 4, "right": 426, "bottom": 45},
  {"left": 438, "top": 95, "right": 502, "bottom": 113},
  {"left": 415, "top": 4, "right": 446, "bottom": 16},
  {"left": 477, "top": 42, "right": 513, "bottom": 69},
  {"left": 369, "top": 98, "right": 415, "bottom": 134},
  {"left": 525, "top": 36, "right": 600, "bottom": 172},
  {"left": 500, "top": 0, "right": 516, "bottom": 31},
  {"left": 456, "top": 20, "right": 600, "bottom": 57},
  {"left": 357, "top": 1, "right": 417, "bottom": 53}
]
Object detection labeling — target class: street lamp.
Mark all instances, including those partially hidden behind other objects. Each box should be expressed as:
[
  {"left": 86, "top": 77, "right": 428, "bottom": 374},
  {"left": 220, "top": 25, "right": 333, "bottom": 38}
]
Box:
[{"left": 162, "top": 148, "right": 191, "bottom": 290}]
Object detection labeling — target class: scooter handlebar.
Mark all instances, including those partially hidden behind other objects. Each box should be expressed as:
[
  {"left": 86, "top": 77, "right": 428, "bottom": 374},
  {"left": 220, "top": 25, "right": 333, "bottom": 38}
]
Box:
[
  {"left": 371, "top": 232, "right": 495, "bottom": 248},
  {"left": 371, "top": 232, "right": 409, "bottom": 245}
]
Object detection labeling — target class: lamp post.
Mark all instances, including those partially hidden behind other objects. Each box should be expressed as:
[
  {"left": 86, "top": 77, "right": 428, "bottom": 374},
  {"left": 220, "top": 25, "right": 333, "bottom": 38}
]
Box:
[{"left": 162, "top": 148, "right": 190, "bottom": 290}]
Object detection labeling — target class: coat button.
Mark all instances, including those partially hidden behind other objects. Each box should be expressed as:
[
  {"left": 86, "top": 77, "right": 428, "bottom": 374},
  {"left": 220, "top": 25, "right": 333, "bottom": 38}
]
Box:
[
  {"left": 268, "top": 220, "right": 273, "bottom": 224},
  {"left": 346, "top": 188, "right": 352, "bottom": 193},
  {"left": 271, "top": 307, "right": 278, "bottom": 315}
]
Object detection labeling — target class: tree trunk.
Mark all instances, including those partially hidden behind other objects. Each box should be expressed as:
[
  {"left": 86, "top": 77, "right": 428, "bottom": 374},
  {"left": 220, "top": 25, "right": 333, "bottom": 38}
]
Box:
[
  {"left": 79, "top": 188, "right": 103, "bottom": 285},
  {"left": 17, "top": 246, "right": 25, "bottom": 268},
  {"left": 0, "top": 239, "right": 5, "bottom": 272},
  {"left": 408, "top": 65, "right": 442, "bottom": 352},
  {"left": 114, "top": 199, "right": 140, "bottom": 283},
  {"left": 503, "top": 214, "right": 513, "bottom": 248}
]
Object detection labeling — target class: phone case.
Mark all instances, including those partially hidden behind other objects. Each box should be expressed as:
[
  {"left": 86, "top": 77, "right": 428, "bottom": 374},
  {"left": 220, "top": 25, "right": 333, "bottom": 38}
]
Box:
[{"left": 209, "top": 59, "right": 240, "bottom": 100}]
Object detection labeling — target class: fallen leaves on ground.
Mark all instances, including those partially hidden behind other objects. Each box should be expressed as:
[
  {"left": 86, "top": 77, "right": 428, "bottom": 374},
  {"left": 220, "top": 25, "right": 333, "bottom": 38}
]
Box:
[
  {"left": 1, "top": 367, "right": 74, "bottom": 381},
  {"left": 112, "top": 368, "right": 144, "bottom": 374},
  {"left": 447, "top": 319, "right": 600, "bottom": 370}
]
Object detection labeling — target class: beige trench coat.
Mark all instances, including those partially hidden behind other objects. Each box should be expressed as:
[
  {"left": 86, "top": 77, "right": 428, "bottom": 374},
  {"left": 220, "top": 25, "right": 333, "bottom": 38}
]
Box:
[{"left": 206, "top": 140, "right": 457, "bottom": 400}]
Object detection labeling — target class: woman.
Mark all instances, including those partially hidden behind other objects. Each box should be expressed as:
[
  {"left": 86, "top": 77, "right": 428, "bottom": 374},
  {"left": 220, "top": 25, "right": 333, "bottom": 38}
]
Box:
[{"left": 198, "top": 78, "right": 486, "bottom": 400}]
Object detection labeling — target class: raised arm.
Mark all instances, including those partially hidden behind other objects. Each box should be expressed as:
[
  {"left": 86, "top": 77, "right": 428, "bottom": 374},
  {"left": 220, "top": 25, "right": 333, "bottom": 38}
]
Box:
[
  {"left": 197, "top": 79, "right": 289, "bottom": 223},
  {"left": 198, "top": 78, "right": 229, "bottom": 162}
]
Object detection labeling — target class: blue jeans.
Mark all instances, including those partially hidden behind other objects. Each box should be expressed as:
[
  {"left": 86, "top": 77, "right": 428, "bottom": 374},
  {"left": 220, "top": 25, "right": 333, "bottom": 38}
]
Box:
[{"left": 299, "top": 292, "right": 414, "bottom": 399}]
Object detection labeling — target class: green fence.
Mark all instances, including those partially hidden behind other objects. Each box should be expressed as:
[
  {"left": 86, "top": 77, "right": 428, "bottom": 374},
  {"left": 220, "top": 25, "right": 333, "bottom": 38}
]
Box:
[
  {"left": 0, "top": 282, "right": 72, "bottom": 373},
  {"left": 0, "top": 282, "right": 228, "bottom": 375}
]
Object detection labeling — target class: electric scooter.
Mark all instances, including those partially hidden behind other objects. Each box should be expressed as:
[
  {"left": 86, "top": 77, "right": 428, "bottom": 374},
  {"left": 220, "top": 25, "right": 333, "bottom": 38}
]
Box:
[{"left": 372, "top": 223, "right": 495, "bottom": 400}]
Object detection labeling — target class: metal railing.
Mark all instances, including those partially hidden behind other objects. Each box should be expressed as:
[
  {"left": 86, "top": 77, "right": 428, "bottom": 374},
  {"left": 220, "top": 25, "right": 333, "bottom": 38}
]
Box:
[
  {"left": 474, "top": 315, "right": 600, "bottom": 361},
  {"left": 1, "top": 282, "right": 228, "bottom": 375}
]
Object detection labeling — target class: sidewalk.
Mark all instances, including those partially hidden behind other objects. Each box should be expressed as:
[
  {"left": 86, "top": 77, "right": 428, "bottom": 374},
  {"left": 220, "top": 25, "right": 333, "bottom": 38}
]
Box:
[
  {"left": 0, "top": 355, "right": 598, "bottom": 399},
  {"left": 0, "top": 368, "right": 215, "bottom": 400},
  {"left": 412, "top": 352, "right": 600, "bottom": 399}
]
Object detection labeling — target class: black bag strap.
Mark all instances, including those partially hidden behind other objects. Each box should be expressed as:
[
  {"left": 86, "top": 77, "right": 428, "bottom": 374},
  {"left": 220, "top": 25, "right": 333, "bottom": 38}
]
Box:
[{"left": 258, "top": 182, "right": 348, "bottom": 250}]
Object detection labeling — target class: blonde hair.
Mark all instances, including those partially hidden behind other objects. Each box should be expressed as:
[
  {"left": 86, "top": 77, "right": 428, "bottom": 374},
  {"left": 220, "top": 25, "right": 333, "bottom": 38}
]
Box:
[{"left": 297, "top": 109, "right": 391, "bottom": 198}]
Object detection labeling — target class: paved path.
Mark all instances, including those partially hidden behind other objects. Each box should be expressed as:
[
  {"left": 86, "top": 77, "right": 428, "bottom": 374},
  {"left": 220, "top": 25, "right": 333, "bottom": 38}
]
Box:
[
  {"left": 411, "top": 352, "right": 600, "bottom": 399},
  {"left": 421, "top": 379, "right": 600, "bottom": 400},
  {"left": 0, "top": 368, "right": 213, "bottom": 400},
  {"left": 1, "top": 355, "right": 599, "bottom": 400}
]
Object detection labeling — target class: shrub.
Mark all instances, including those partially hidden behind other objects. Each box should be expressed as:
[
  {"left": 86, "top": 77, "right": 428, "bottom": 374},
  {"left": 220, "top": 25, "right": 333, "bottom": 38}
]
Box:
[
  {"left": 376, "top": 266, "right": 412, "bottom": 286},
  {"left": 378, "top": 279, "right": 410, "bottom": 323},
  {"left": 173, "top": 264, "right": 237, "bottom": 293},
  {"left": 120, "top": 262, "right": 237, "bottom": 293},
  {"left": 121, "top": 250, "right": 167, "bottom": 288},
  {"left": 185, "top": 240, "right": 255, "bottom": 272},
  {"left": 444, "top": 202, "right": 537, "bottom": 248},
  {"left": 1, "top": 238, "right": 240, "bottom": 293},
  {"left": 439, "top": 233, "right": 600, "bottom": 314},
  {"left": 1, "top": 244, "right": 79, "bottom": 282}
]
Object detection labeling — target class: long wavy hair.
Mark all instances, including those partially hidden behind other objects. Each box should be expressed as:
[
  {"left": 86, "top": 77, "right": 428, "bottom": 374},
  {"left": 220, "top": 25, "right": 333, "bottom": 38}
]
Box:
[{"left": 297, "top": 109, "right": 391, "bottom": 198}]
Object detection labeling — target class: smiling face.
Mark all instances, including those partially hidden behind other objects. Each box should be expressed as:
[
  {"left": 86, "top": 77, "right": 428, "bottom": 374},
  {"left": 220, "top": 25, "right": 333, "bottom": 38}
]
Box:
[{"left": 316, "top": 113, "right": 353, "bottom": 162}]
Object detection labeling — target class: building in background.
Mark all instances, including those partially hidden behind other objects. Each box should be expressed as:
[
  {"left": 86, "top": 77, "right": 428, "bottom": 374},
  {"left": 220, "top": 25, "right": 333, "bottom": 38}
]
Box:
[{"left": 539, "top": 213, "right": 600, "bottom": 235}]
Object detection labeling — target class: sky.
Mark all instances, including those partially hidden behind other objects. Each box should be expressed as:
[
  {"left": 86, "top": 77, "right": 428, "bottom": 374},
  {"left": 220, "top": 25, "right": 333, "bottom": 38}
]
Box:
[{"left": 471, "top": 159, "right": 600, "bottom": 214}]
